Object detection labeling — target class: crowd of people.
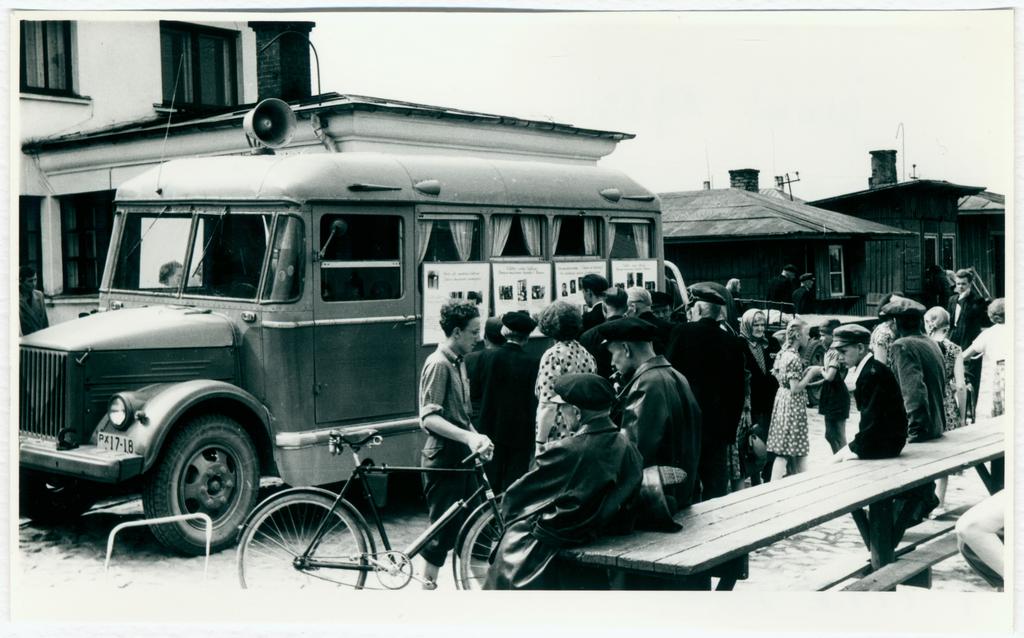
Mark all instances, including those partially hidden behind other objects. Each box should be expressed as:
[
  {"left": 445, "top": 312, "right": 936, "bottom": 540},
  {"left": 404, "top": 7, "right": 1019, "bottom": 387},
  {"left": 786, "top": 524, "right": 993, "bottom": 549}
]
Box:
[{"left": 415, "top": 265, "right": 1012, "bottom": 590}]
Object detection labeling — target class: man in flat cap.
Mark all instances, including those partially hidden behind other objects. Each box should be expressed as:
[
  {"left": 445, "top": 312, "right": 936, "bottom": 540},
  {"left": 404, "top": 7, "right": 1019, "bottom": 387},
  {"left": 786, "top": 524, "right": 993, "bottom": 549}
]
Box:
[
  {"left": 580, "top": 273, "right": 611, "bottom": 334},
  {"left": 768, "top": 264, "right": 800, "bottom": 303},
  {"left": 792, "top": 273, "right": 816, "bottom": 315},
  {"left": 883, "top": 297, "right": 947, "bottom": 442},
  {"left": 484, "top": 373, "right": 643, "bottom": 590},
  {"left": 829, "top": 324, "right": 908, "bottom": 461},
  {"left": 666, "top": 287, "right": 746, "bottom": 500},
  {"left": 579, "top": 287, "right": 629, "bottom": 379},
  {"left": 472, "top": 310, "right": 542, "bottom": 492},
  {"left": 601, "top": 318, "right": 701, "bottom": 510}
]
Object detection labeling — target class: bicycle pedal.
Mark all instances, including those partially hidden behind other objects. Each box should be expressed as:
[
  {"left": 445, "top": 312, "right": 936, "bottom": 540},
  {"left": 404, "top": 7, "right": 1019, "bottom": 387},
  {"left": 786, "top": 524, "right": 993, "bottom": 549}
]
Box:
[
  {"left": 422, "top": 579, "right": 438, "bottom": 591},
  {"left": 658, "top": 466, "right": 688, "bottom": 487}
]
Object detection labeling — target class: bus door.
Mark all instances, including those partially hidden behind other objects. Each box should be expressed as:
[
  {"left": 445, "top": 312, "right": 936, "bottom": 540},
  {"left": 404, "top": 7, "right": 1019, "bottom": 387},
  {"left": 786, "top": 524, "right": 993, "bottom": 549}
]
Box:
[{"left": 312, "top": 206, "right": 418, "bottom": 424}]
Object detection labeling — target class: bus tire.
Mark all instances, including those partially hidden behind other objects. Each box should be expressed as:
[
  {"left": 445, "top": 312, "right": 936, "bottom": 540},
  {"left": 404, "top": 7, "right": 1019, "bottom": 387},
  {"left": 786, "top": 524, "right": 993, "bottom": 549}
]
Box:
[{"left": 142, "top": 414, "right": 260, "bottom": 556}]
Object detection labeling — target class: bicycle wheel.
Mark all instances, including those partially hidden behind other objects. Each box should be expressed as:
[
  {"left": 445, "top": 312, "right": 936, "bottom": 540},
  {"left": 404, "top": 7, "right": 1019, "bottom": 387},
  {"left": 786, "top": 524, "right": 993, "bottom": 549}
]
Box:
[
  {"left": 454, "top": 504, "right": 505, "bottom": 590},
  {"left": 237, "top": 489, "right": 372, "bottom": 590}
]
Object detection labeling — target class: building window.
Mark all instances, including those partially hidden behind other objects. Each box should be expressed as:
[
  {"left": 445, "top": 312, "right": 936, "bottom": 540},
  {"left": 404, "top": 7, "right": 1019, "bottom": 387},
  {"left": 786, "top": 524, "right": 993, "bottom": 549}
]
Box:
[
  {"left": 491, "top": 215, "right": 544, "bottom": 258},
  {"left": 60, "top": 191, "right": 115, "bottom": 295},
  {"left": 553, "top": 215, "right": 602, "bottom": 257},
  {"left": 20, "top": 21, "right": 74, "bottom": 96},
  {"left": 418, "top": 216, "right": 481, "bottom": 262},
  {"left": 609, "top": 221, "right": 652, "bottom": 258},
  {"left": 20, "top": 197, "right": 44, "bottom": 291},
  {"left": 828, "top": 244, "right": 846, "bottom": 297},
  {"left": 160, "top": 21, "right": 238, "bottom": 109},
  {"left": 923, "top": 234, "right": 939, "bottom": 268},
  {"left": 320, "top": 215, "right": 403, "bottom": 301},
  {"left": 941, "top": 234, "right": 956, "bottom": 272}
]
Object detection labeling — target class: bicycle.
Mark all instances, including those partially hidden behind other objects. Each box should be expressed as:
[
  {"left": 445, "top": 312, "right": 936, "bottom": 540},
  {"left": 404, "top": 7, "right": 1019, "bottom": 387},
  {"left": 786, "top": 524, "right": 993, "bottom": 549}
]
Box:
[{"left": 236, "top": 428, "right": 505, "bottom": 590}]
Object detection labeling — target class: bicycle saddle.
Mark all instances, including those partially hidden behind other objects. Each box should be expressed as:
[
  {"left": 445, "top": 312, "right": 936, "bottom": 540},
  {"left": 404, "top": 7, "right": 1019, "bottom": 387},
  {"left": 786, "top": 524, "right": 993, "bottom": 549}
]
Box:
[{"left": 337, "top": 429, "right": 380, "bottom": 446}]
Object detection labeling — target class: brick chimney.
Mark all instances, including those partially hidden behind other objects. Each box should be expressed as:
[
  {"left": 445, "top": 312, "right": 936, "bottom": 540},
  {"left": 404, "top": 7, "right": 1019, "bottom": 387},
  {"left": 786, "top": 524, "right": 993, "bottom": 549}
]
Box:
[
  {"left": 249, "top": 21, "right": 315, "bottom": 102},
  {"left": 868, "top": 149, "right": 898, "bottom": 189},
  {"left": 729, "top": 168, "right": 760, "bottom": 192}
]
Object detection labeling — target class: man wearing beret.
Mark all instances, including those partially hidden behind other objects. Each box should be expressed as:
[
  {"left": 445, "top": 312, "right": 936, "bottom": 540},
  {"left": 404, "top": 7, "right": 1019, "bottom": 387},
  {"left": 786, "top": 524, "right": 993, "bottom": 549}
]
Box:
[
  {"left": 792, "top": 273, "right": 816, "bottom": 315},
  {"left": 601, "top": 318, "right": 701, "bottom": 510},
  {"left": 484, "top": 373, "right": 644, "bottom": 589},
  {"left": 829, "top": 324, "right": 908, "bottom": 461},
  {"left": 665, "top": 288, "right": 746, "bottom": 500},
  {"left": 580, "top": 273, "right": 611, "bottom": 334},
  {"left": 472, "top": 310, "right": 542, "bottom": 493}
]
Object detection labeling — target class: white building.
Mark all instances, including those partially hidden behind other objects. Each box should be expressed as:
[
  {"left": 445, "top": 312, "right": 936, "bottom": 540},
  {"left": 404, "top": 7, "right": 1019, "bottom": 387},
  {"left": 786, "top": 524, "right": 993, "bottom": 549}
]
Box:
[{"left": 19, "top": 17, "right": 632, "bottom": 325}]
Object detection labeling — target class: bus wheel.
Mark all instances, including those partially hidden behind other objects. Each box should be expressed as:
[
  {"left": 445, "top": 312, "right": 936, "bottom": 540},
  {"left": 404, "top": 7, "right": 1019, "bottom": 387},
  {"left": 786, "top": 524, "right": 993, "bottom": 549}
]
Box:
[
  {"left": 142, "top": 415, "right": 259, "bottom": 556},
  {"left": 19, "top": 470, "right": 99, "bottom": 523}
]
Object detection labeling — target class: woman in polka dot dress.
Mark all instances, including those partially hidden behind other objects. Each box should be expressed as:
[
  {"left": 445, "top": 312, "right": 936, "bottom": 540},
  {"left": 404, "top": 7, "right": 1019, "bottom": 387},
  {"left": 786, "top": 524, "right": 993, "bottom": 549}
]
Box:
[
  {"left": 534, "top": 301, "right": 597, "bottom": 453},
  {"left": 766, "top": 317, "right": 823, "bottom": 480}
]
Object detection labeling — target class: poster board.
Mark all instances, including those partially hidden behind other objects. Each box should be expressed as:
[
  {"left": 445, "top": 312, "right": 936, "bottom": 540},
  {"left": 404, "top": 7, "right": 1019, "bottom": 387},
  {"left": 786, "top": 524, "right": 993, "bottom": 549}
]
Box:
[
  {"left": 492, "top": 262, "right": 552, "bottom": 334},
  {"left": 421, "top": 262, "right": 491, "bottom": 345},
  {"left": 610, "top": 259, "right": 660, "bottom": 292},
  {"left": 553, "top": 260, "right": 607, "bottom": 307}
]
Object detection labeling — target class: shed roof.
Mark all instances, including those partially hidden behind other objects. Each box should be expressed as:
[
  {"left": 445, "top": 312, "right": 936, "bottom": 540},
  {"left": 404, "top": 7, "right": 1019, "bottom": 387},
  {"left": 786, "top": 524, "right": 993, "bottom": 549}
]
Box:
[
  {"left": 660, "top": 187, "right": 912, "bottom": 243},
  {"left": 22, "top": 92, "right": 634, "bottom": 152},
  {"left": 759, "top": 188, "right": 806, "bottom": 204},
  {"left": 958, "top": 190, "right": 1004, "bottom": 216},
  {"left": 809, "top": 179, "right": 985, "bottom": 207}
]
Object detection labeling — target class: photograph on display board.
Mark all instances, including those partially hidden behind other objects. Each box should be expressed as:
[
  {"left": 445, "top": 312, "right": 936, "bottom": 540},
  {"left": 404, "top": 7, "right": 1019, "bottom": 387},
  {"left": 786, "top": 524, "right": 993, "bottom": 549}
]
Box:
[
  {"left": 553, "top": 261, "right": 607, "bottom": 308},
  {"left": 492, "top": 262, "right": 552, "bottom": 331},
  {"left": 611, "top": 259, "right": 659, "bottom": 291},
  {"left": 421, "top": 263, "right": 491, "bottom": 344}
]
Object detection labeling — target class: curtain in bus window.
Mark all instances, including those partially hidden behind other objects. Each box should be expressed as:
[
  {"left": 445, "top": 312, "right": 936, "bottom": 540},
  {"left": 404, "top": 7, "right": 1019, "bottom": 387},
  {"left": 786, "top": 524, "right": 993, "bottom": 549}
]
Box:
[
  {"left": 449, "top": 220, "right": 475, "bottom": 262},
  {"left": 583, "top": 218, "right": 599, "bottom": 255},
  {"left": 520, "top": 216, "right": 542, "bottom": 257},
  {"left": 417, "top": 220, "right": 434, "bottom": 263},
  {"left": 551, "top": 217, "right": 563, "bottom": 253},
  {"left": 491, "top": 215, "right": 513, "bottom": 256},
  {"left": 632, "top": 223, "right": 651, "bottom": 258}
]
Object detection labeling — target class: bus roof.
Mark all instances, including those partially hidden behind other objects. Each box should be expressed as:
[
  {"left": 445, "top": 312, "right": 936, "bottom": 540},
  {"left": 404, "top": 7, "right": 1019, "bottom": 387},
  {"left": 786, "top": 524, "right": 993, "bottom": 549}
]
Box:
[{"left": 116, "top": 152, "right": 660, "bottom": 213}]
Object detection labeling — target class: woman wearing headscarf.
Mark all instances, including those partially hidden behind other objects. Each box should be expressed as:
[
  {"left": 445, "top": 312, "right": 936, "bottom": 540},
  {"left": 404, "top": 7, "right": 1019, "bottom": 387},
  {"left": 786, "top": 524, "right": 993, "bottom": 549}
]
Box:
[
  {"left": 738, "top": 309, "right": 781, "bottom": 485},
  {"left": 766, "top": 317, "right": 823, "bottom": 480}
]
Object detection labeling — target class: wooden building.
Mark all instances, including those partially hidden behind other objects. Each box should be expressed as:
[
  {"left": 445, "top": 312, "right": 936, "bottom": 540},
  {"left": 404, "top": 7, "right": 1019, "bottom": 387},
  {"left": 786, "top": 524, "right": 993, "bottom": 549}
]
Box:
[
  {"left": 661, "top": 168, "right": 911, "bottom": 316},
  {"left": 957, "top": 190, "right": 1005, "bottom": 297},
  {"left": 810, "top": 150, "right": 984, "bottom": 311}
]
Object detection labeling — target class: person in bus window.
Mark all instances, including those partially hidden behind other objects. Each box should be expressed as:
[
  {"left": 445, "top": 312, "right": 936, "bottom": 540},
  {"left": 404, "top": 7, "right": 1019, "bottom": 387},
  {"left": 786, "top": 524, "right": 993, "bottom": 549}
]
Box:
[{"left": 158, "top": 260, "right": 183, "bottom": 288}]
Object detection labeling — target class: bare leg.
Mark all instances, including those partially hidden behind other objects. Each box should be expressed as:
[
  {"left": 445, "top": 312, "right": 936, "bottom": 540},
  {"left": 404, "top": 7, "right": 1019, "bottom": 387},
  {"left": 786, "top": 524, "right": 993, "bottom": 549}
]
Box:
[
  {"left": 937, "top": 476, "right": 949, "bottom": 508},
  {"left": 730, "top": 478, "right": 746, "bottom": 493},
  {"left": 824, "top": 418, "right": 848, "bottom": 454},
  {"left": 791, "top": 455, "right": 808, "bottom": 475},
  {"left": 770, "top": 456, "right": 789, "bottom": 481},
  {"left": 955, "top": 491, "right": 1006, "bottom": 578}
]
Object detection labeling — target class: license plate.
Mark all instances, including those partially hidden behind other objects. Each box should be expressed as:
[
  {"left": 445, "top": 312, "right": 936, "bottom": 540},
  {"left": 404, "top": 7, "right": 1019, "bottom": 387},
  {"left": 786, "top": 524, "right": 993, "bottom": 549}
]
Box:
[{"left": 97, "top": 431, "right": 136, "bottom": 454}]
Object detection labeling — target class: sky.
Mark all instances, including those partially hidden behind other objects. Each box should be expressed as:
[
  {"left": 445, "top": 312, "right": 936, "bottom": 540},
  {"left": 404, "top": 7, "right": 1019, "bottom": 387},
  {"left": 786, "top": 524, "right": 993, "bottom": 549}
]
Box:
[{"left": 297, "top": 10, "right": 1014, "bottom": 201}]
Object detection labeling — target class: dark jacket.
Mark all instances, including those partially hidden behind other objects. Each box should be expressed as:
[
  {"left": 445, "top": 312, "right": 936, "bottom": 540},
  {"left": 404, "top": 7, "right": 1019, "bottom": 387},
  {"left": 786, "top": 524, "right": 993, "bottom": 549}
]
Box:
[
  {"left": 637, "top": 310, "right": 674, "bottom": 355},
  {"left": 614, "top": 356, "right": 701, "bottom": 509},
  {"left": 581, "top": 302, "right": 606, "bottom": 335},
  {"left": 665, "top": 317, "right": 746, "bottom": 452},
  {"left": 848, "top": 356, "right": 908, "bottom": 459},
  {"left": 579, "top": 314, "right": 623, "bottom": 380},
  {"left": 767, "top": 275, "right": 795, "bottom": 303},
  {"left": 483, "top": 417, "right": 643, "bottom": 590},
  {"left": 19, "top": 290, "right": 49, "bottom": 336},
  {"left": 890, "top": 334, "right": 947, "bottom": 442},
  {"left": 947, "top": 291, "right": 991, "bottom": 349},
  {"left": 741, "top": 336, "right": 782, "bottom": 419},
  {"left": 792, "top": 285, "right": 814, "bottom": 314},
  {"left": 471, "top": 342, "right": 541, "bottom": 449}
]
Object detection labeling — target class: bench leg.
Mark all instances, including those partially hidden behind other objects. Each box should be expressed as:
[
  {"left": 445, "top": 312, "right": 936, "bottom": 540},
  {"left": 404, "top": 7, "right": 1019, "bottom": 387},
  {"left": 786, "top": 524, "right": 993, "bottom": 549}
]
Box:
[
  {"left": 904, "top": 568, "right": 932, "bottom": 589},
  {"left": 976, "top": 458, "right": 1005, "bottom": 495},
  {"left": 851, "top": 508, "right": 871, "bottom": 547},
  {"left": 868, "top": 498, "right": 896, "bottom": 570}
]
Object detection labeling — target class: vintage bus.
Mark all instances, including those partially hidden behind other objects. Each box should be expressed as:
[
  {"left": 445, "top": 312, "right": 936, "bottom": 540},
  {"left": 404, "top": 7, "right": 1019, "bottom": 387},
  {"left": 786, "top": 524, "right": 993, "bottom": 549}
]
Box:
[{"left": 19, "top": 109, "right": 678, "bottom": 555}]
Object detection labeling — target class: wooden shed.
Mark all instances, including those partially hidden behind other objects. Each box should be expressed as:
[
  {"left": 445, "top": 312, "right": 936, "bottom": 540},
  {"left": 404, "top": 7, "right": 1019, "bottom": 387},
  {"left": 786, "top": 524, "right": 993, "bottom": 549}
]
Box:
[{"left": 957, "top": 190, "right": 1005, "bottom": 297}]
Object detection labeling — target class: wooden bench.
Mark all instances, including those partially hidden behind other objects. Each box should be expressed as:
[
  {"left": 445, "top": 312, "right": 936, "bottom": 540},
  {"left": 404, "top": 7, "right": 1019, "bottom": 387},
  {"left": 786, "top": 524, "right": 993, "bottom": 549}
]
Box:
[{"left": 562, "top": 417, "right": 1004, "bottom": 590}]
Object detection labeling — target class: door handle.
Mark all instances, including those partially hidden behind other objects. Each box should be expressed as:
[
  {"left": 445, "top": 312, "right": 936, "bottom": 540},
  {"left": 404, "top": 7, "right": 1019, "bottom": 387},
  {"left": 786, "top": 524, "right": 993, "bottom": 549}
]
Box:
[
  {"left": 241, "top": 311, "right": 257, "bottom": 323},
  {"left": 400, "top": 314, "right": 418, "bottom": 327}
]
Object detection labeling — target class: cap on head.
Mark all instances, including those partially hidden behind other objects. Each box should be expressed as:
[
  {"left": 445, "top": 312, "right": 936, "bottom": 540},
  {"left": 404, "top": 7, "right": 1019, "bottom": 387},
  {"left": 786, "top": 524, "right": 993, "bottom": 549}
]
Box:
[
  {"left": 551, "top": 373, "right": 616, "bottom": 410},
  {"left": 501, "top": 310, "right": 537, "bottom": 334},
  {"left": 687, "top": 286, "right": 725, "bottom": 305},
  {"left": 783, "top": 264, "right": 799, "bottom": 274},
  {"left": 879, "top": 296, "right": 926, "bottom": 318},
  {"left": 830, "top": 324, "right": 871, "bottom": 348},
  {"left": 799, "top": 273, "right": 816, "bottom": 282},
  {"left": 650, "top": 291, "right": 673, "bottom": 308},
  {"left": 597, "top": 317, "right": 658, "bottom": 343}
]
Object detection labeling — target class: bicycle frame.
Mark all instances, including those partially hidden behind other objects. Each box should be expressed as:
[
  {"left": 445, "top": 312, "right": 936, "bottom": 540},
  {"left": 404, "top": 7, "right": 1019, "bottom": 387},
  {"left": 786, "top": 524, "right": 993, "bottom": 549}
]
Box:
[{"left": 297, "top": 442, "right": 499, "bottom": 574}]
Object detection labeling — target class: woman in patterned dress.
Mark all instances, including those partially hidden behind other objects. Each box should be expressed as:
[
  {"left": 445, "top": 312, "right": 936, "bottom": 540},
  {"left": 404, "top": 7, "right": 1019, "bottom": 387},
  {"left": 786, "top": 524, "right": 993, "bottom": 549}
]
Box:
[
  {"left": 534, "top": 301, "right": 597, "bottom": 453},
  {"left": 766, "top": 318, "right": 823, "bottom": 480},
  {"left": 924, "top": 306, "right": 967, "bottom": 430},
  {"left": 870, "top": 292, "right": 904, "bottom": 365}
]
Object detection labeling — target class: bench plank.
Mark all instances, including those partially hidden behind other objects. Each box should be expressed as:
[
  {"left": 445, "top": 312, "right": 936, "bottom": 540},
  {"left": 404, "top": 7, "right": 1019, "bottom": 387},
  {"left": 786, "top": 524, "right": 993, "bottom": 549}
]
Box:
[{"left": 841, "top": 534, "right": 961, "bottom": 591}]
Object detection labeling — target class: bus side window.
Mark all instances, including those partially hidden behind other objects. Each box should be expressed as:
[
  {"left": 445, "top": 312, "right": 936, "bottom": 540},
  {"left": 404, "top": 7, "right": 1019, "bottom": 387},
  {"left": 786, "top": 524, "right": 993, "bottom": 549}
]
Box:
[
  {"left": 320, "top": 214, "right": 402, "bottom": 302},
  {"left": 263, "top": 215, "right": 305, "bottom": 302}
]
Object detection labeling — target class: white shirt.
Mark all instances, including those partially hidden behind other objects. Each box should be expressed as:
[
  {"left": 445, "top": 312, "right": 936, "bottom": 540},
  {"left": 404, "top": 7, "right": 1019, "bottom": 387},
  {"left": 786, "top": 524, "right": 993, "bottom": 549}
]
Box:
[{"left": 845, "top": 352, "right": 873, "bottom": 392}]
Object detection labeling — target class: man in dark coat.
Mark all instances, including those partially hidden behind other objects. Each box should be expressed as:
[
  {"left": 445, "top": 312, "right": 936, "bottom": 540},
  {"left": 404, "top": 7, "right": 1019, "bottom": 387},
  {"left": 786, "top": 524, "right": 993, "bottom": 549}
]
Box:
[
  {"left": 601, "top": 318, "right": 701, "bottom": 509},
  {"left": 580, "top": 273, "right": 610, "bottom": 334},
  {"left": 627, "top": 286, "right": 673, "bottom": 355},
  {"left": 665, "top": 288, "right": 746, "bottom": 500},
  {"left": 792, "top": 273, "right": 816, "bottom": 314},
  {"left": 830, "top": 325, "right": 908, "bottom": 461},
  {"left": 466, "top": 316, "right": 506, "bottom": 428},
  {"left": 484, "top": 373, "right": 643, "bottom": 590},
  {"left": 767, "top": 264, "right": 799, "bottom": 303},
  {"left": 472, "top": 311, "right": 542, "bottom": 493},
  {"left": 947, "top": 268, "right": 991, "bottom": 408},
  {"left": 579, "top": 287, "right": 628, "bottom": 379},
  {"left": 886, "top": 297, "right": 947, "bottom": 442}
]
